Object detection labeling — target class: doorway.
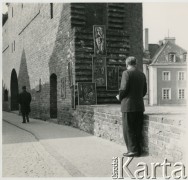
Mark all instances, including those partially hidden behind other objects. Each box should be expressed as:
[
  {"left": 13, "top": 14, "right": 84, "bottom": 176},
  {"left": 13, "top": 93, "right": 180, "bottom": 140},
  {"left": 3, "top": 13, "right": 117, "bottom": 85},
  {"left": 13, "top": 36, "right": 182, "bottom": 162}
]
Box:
[
  {"left": 50, "top": 73, "right": 57, "bottom": 118},
  {"left": 10, "top": 69, "right": 19, "bottom": 111}
]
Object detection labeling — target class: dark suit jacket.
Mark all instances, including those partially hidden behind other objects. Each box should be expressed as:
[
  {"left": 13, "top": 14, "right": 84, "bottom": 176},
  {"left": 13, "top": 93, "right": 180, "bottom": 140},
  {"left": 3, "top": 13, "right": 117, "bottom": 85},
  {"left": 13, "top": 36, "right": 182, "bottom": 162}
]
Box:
[
  {"left": 18, "top": 91, "right": 32, "bottom": 113},
  {"left": 119, "top": 67, "right": 147, "bottom": 112}
]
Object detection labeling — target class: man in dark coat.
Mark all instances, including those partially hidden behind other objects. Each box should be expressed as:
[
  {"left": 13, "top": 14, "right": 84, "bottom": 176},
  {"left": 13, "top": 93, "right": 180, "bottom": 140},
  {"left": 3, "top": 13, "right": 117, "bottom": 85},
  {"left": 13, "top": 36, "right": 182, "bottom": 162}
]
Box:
[
  {"left": 117, "top": 56, "right": 147, "bottom": 157},
  {"left": 18, "top": 86, "right": 32, "bottom": 123}
]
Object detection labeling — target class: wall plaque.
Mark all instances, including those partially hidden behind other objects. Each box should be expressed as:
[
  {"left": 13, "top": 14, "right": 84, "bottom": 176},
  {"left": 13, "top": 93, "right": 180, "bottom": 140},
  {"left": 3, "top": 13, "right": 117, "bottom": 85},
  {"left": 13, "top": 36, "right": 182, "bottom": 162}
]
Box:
[
  {"left": 93, "top": 25, "right": 106, "bottom": 56},
  {"left": 92, "top": 56, "right": 106, "bottom": 87},
  {"left": 106, "top": 66, "right": 119, "bottom": 91},
  {"left": 61, "top": 77, "right": 66, "bottom": 98},
  {"left": 78, "top": 82, "right": 97, "bottom": 105}
]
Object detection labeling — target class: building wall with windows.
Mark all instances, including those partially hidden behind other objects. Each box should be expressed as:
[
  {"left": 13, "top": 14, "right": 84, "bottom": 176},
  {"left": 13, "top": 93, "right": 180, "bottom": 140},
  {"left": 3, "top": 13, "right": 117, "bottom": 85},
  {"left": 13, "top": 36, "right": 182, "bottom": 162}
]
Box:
[
  {"left": 148, "top": 38, "right": 187, "bottom": 105},
  {"left": 157, "top": 67, "right": 186, "bottom": 105}
]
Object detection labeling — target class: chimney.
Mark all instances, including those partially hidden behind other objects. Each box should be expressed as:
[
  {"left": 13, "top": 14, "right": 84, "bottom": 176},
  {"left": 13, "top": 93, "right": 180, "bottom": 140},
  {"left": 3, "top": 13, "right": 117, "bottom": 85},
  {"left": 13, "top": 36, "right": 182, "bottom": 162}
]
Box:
[
  {"left": 145, "top": 28, "right": 149, "bottom": 51},
  {"left": 164, "top": 37, "right": 176, "bottom": 44}
]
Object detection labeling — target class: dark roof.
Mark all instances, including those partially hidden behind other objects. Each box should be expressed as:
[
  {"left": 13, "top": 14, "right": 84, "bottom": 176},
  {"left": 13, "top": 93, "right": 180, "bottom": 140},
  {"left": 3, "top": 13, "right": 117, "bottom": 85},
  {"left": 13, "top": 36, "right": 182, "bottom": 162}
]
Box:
[
  {"left": 150, "top": 41, "right": 187, "bottom": 65},
  {"left": 148, "top": 44, "right": 160, "bottom": 59}
]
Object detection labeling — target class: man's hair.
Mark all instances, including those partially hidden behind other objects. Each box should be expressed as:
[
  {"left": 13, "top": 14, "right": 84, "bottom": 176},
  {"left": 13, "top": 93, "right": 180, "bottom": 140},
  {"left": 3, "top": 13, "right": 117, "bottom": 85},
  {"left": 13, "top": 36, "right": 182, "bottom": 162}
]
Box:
[
  {"left": 126, "top": 56, "right": 137, "bottom": 66},
  {"left": 22, "top": 86, "right": 26, "bottom": 90}
]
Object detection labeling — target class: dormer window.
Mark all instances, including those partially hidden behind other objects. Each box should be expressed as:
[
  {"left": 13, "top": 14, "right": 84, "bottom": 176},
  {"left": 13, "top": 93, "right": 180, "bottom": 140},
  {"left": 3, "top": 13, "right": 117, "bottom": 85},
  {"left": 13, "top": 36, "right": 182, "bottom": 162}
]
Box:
[{"left": 168, "top": 53, "right": 176, "bottom": 62}]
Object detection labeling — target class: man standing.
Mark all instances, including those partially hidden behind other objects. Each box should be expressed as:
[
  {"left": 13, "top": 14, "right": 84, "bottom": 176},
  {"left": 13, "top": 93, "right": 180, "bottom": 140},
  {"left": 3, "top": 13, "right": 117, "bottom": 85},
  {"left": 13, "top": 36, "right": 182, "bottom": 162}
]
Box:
[
  {"left": 117, "top": 56, "right": 147, "bottom": 157},
  {"left": 19, "top": 86, "right": 32, "bottom": 123}
]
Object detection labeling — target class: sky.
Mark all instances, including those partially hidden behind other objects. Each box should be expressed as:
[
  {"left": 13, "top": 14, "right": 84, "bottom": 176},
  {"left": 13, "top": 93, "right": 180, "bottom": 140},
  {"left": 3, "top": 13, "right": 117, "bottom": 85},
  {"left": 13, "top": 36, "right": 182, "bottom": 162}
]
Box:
[
  {"left": 2, "top": 2, "right": 188, "bottom": 51},
  {"left": 143, "top": 2, "right": 188, "bottom": 51}
]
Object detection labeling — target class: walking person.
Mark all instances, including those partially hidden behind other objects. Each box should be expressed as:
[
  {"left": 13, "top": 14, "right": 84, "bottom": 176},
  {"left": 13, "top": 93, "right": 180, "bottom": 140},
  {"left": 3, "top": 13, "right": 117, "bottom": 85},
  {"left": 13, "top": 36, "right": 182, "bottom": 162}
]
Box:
[
  {"left": 18, "top": 86, "right": 32, "bottom": 123},
  {"left": 117, "top": 56, "right": 147, "bottom": 157}
]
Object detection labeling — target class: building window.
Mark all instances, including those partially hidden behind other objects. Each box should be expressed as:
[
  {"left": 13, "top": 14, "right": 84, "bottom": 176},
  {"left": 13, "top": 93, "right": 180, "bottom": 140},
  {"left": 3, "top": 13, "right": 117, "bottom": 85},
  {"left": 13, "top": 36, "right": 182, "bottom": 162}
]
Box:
[
  {"left": 178, "top": 89, "right": 185, "bottom": 99},
  {"left": 12, "top": 7, "right": 13, "bottom": 17},
  {"left": 50, "top": 3, "right": 53, "bottom": 19},
  {"left": 162, "top": 88, "right": 171, "bottom": 100},
  {"left": 168, "top": 53, "right": 176, "bottom": 62},
  {"left": 178, "top": 71, "right": 186, "bottom": 80},
  {"left": 162, "top": 71, "right": 170, "bottom": 81},
  {"left": 4, "top": 90, "right": 8, "bottom": 101}
]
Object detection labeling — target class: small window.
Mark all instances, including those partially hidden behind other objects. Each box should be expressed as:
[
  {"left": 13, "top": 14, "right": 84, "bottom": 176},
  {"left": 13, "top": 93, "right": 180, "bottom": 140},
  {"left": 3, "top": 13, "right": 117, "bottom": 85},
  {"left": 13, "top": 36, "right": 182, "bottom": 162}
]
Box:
[
  {"left": 12, "top": 7, "right": 13, "bottom": 17},
  {"left": 50, "top": 3, "right": 53, "bottom": 19},
  {"left": 162, "top": 71, "right": 170, "bottom": 81},
  {"left": 4, "top": 89, "right": 8, "bottom": 101},
  {"left": 168, "top": 53, "right": 176, "bottom": 62},
  {"left": 178, "top": 71, "right": 186, "bottom": 81},
  {"left": 178, "top": 89, "right": 185, "bottom": 99},
  {"left": 162, "top": 88, "right": 171, "bottom": 100}
]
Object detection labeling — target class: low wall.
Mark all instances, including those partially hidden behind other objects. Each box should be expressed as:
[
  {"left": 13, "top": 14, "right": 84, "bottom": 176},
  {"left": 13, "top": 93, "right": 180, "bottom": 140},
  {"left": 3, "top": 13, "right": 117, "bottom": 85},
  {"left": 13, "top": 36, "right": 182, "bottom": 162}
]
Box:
[{"left": 73, "top": 105, "right": 186, "bottom": 162}]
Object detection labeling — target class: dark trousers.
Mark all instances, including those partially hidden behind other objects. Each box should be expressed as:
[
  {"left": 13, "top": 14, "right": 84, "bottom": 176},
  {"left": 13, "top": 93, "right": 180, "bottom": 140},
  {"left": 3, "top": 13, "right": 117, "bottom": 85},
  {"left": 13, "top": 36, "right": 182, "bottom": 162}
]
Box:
[
  {"left": 22, "top": 112, "right": 29, "bottom": 123},
  {"left": 122, "top": 112, "right": 144, "bottom": 153}
]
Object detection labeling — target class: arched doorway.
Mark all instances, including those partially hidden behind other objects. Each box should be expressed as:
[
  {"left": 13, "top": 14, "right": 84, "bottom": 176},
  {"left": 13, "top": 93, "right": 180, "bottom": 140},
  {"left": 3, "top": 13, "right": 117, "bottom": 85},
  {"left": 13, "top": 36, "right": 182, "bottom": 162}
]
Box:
[
  {"left": 10, "top": 69, "right": 19, "bottom": 111},
  {"left": 50, "top": 73, "right": 57, "bottom": 118}
]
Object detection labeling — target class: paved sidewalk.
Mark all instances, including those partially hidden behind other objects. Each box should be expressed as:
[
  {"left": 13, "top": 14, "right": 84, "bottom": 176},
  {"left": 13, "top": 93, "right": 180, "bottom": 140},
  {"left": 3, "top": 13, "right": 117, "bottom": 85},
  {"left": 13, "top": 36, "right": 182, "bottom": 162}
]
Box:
[
  {"left": 3, "top": 121, "right": 71, "bottom": 177},
  {"left": 3, "top": 111, "right": 164, "bottom": 177}
]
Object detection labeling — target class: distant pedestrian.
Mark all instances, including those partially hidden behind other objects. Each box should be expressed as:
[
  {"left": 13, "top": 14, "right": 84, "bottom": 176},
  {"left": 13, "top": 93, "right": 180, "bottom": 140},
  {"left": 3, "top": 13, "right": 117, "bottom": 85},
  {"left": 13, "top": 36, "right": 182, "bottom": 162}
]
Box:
[
  {"left": 116, "top": 56, "right": 147, "bottom": 157},
  {"left": 18, "top": 86, "right": 32, "bottom": 123}
]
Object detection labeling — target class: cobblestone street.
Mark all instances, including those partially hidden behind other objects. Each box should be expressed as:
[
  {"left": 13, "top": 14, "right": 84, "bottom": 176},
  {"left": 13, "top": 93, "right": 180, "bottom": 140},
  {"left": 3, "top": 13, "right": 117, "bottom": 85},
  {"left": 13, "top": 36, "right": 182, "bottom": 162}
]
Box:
[{"left": 2, "top": 111, "right": 165, "bottom": 178}]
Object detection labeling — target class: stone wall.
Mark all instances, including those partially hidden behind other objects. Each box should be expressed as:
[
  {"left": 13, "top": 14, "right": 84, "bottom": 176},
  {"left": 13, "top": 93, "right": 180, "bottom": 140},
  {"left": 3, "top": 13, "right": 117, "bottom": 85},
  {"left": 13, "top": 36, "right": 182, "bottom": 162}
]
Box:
[{"left": 73, "top": 105, "right": 186, "bottom": 162}]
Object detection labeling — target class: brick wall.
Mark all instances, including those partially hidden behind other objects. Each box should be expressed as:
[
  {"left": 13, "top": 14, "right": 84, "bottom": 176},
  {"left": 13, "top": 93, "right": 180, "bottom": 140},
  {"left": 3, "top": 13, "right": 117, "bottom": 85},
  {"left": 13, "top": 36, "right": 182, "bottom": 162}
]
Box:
[
  {"left": 73, "top": 105, "right": 186, "bottom": 162},
  {"left": 3, "top": 3, "right": 143, "bottom": 121}
]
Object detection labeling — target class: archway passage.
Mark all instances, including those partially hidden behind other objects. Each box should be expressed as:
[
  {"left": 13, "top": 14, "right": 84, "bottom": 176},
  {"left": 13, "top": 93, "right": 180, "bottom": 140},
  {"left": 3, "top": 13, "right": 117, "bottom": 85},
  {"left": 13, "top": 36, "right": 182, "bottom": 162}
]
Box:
[
  {"left": 50, "top": 73, "right": 57, "bottom": 118},
  {"left": 10, "top": 69, "right": 19, "bottom": 111}
]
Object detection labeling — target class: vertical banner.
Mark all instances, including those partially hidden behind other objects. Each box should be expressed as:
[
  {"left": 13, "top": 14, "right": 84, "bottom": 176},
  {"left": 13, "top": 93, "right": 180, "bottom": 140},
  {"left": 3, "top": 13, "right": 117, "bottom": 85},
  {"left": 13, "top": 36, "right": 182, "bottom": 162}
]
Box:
[
  {"left": 93, "top": 25, "right": 106, "bottom": 56},
  {"left": 106, "top": 66, "right": 119, "bottom": 91},
  {"left": 92, "top": 56, "right": 106, "bottom": 87},
  {"left": 77, "top": 82, "right": 97, "bottom": 105},
  {"left": 61, "top": 77, "right": 66, "bottom": 98}
]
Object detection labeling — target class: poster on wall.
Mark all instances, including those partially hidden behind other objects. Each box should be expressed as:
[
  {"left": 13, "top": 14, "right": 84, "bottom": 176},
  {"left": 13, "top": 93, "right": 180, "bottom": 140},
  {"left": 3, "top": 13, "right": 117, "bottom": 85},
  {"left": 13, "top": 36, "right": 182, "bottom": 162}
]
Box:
[
  {"left": 92, "top": 56, "right": 106, "bottom": 87},
  {"left": 93, "top": 25, "right": 106, "bottom": 56},
  {"left": 77, "top": 82, "right": 97, "bottom": 105},
  {"left": 61, "top": 77, "right": 66, "bottom": 98},
  {"left": 67, "top": 61, "right": 73, "bottom": 87},
  {"left": 106, "top": 66, "right": 119, "bottom": 91}
]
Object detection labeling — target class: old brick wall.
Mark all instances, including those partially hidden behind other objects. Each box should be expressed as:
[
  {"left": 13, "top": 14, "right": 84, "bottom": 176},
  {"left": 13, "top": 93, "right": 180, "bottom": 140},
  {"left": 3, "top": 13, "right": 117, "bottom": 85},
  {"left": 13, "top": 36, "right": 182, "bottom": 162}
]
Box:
[
  {"left": 74, "top": 105, "right": 185, "bottom": 162},
  {"left": 124, "top": 3, "right": 143, "bottom": 71},
  {"left": 2, "top": 3, "right": 74, "bottom": 120},
  {"left": 71, "top": 3, "right": 143, "bottom": 105},
  {"left": 3, "top": 3, "right": 143, "bottom": 122}
]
